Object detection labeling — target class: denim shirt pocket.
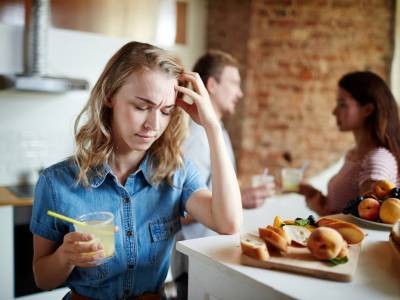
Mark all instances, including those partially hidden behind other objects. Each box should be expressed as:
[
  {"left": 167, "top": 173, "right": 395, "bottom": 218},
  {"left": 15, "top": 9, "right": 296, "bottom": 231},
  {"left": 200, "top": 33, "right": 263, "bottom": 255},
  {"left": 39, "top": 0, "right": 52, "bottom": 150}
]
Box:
[{"left": 149, "top": 216, "right": 181, "bottom": 266}]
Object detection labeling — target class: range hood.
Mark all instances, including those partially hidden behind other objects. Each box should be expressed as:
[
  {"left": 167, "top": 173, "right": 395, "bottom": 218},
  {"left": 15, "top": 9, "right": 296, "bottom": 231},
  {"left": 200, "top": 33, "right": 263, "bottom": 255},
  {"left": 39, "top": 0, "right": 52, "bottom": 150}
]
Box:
[{"left": 0, "top": 0, "right": 88, "bottom": 93}]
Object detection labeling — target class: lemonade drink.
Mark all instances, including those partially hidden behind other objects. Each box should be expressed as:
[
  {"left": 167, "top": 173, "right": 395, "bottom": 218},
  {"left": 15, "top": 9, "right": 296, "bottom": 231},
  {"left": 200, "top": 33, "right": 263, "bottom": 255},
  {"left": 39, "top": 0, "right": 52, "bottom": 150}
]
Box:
[
  {"left": 281, "top": 168, "right": 303, "bottom": 192},
  {"left": 74, "top": 212, "right": 115, "bottom": 262},
  {"left": 251, "top": 174, "right": 275, "bottom": 188}
]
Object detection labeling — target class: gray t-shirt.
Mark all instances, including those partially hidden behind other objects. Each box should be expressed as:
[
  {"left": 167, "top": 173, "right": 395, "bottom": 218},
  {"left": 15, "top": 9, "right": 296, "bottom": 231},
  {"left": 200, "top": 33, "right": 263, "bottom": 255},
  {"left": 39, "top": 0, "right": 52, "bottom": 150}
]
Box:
[{"left": 171, "top": 120, "right": 236, "bottom": 278}]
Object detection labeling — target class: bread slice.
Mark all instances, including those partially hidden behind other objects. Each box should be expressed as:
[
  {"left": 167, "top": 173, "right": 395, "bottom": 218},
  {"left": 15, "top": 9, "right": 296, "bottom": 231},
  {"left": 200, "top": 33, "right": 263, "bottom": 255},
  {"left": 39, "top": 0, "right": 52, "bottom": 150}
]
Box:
[
  {"left": 267, "top": 225, "right": 292, "bottom": 245},
  {"left": 259, "top": 227, "right": 288, "bottom": 253},
  {"left": 317, "top": 217, "right": 342, "bottom": 227},
  {"left": 240, "top": 234, "right": 270, "bottom": 261}
]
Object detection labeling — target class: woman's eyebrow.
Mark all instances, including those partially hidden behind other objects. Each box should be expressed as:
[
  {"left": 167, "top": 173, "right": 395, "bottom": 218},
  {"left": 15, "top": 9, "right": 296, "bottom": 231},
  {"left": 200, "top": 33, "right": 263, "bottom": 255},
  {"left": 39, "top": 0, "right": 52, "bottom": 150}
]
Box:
[
  {"left": 134, "top": 96, "right": 175, "bottom": 108},
  {"left": 135, "top": 96, "right": 158, "bottom": 106}
]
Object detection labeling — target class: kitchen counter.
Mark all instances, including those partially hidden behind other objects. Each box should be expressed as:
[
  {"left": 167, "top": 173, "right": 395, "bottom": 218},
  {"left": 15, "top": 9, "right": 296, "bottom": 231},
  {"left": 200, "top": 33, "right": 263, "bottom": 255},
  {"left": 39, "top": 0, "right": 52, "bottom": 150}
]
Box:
[{"left": 0, "top": 186, "right": 33, "bottom": 206}]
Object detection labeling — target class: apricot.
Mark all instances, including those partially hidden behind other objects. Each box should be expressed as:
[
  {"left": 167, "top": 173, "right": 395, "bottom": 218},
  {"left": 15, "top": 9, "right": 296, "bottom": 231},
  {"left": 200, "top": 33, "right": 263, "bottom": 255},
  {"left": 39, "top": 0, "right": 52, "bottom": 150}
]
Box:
[
  {"left": 358, "top": 198, "right": 380, "bottom": 221},
  {"left": 307, "top": 227, "right": 344, "bottom": 260},
  {"left": 373, "top": 180, "right": 396, "bottom": 198},
  {"left": 379, "top": 198, "right": 400, "bottom": 224}
]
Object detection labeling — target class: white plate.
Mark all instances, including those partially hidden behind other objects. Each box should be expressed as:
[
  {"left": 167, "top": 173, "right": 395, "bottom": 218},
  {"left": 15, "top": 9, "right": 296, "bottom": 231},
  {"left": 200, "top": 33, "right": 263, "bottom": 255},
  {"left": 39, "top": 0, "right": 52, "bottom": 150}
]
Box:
[{"left": 349, "top": 214, "right": 392, "bottom": 229}]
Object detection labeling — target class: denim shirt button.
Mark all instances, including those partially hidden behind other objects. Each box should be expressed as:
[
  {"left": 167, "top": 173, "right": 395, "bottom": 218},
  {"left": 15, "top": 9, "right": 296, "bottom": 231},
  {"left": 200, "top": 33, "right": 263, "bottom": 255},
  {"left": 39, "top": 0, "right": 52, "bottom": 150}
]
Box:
[
  {"left": 123, "top": 197, "right": 130, "bottom": 204},
  {"left": 127, "top": 230, "right": 133, "bottom": 237}
]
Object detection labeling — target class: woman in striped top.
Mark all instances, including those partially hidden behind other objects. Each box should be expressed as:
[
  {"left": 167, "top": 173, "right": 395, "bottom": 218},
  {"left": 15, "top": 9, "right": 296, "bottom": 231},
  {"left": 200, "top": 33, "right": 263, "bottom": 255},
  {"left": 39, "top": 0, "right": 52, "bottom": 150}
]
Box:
[{"left": 299, "top": 71, "right": 400, "bottom": 215}]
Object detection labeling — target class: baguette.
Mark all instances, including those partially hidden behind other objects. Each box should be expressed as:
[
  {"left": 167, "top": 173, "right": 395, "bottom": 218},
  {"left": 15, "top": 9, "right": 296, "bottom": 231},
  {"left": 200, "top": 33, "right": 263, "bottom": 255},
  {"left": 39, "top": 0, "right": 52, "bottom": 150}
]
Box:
[
  {"left": 317, "top": 217, "right": 365, "bottom": 244},
  {"left": 316, "top": 217, "right": 342, "bottom": 227},
  {"left": 259, "top": 227, "right": 288, "bottom": 253},
  {"left": 240, "top": 235, "right": 270, "bottom": 261},
  {"left": 267, "top": 225, "right": 292, "bottom": 245},
  {"left": 326, "top": 221, "right": 365, "bottom": 244}
]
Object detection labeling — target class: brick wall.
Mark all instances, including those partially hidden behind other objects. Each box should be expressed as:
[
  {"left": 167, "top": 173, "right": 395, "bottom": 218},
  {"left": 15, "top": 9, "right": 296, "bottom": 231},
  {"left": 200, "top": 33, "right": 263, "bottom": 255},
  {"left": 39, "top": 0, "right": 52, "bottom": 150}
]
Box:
[{"left": 207, "top": 0, "right": 395, "bottom": 185}]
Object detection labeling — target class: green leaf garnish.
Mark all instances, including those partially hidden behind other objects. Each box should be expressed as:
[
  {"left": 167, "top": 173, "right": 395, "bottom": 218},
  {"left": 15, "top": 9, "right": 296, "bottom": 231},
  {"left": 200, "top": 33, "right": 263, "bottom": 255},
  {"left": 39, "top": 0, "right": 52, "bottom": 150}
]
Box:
[
  {"left": 294, "top": 219, "right": 309, "bottom": 227},
  {"left": 328, "top": 256, "right": 348, "bottom": 266}
]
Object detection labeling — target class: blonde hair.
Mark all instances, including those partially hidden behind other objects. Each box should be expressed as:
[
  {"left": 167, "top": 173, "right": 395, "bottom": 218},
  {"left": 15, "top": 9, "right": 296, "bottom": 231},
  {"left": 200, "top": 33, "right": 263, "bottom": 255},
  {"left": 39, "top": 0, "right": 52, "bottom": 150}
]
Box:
[{"left": 74, "top": 41, "right": 186, "bottom": 186}]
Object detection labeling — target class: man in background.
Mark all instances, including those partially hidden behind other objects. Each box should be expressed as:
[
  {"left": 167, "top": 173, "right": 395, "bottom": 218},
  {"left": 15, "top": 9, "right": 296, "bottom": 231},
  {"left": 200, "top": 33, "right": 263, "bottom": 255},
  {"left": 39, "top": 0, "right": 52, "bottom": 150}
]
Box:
[{"left": 171, "top": 50, "right": 275, "bottom": 299}]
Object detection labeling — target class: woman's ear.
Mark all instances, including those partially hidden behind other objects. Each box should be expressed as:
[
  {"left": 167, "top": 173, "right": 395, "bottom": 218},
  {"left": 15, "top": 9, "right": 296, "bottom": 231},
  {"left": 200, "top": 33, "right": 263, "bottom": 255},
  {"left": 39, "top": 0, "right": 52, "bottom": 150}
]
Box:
[
  {"left": 363, "top": 103, "right": 375, "bottom": 117},
  {"left": 104, "top": 97, "right": 113, "bottom": 108}
]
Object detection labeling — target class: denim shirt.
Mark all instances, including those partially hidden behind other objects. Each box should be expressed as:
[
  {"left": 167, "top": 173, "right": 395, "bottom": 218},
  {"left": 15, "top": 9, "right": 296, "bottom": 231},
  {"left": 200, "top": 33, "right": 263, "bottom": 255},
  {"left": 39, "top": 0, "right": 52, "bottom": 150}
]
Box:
[{"left": 30, "top": 155, "right": 207, "bottom": 299}]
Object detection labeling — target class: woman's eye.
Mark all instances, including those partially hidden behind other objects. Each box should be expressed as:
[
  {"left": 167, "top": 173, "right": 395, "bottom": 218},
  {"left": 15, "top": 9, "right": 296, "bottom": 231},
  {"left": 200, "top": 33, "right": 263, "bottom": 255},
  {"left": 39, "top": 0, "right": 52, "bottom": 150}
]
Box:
[
  {"left": 161, "top": 108, "right": 175, "bottom": 116},
  {"left": 161, "top": 110, "right": 172, "bottom": 116},
  {"left": 135, "top": 105, "right": 148, "bottom": 111},
  {"left": 336, "top": 101, "right": 346, "bottom": 108}
]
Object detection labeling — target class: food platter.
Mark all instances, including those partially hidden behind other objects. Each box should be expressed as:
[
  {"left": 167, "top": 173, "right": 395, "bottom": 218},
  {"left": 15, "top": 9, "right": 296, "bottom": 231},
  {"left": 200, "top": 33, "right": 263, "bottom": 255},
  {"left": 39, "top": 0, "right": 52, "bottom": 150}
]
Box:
[
  {"left": 241, "top": 235, "right": 361, "bottom": 282},
  {"left": 348, "top": 214, "right": 392, "bottom": 229}
]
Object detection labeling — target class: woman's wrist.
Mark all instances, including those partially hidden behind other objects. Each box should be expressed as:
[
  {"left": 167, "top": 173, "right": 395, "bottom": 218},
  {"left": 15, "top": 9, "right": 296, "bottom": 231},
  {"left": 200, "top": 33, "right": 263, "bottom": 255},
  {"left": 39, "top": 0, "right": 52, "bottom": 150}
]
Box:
[
  {"left": 203, "top": 120, "right": 221, "bottom": 133},
  {"left": 55, "top": 244, "right": 74, "bottom": 270}
]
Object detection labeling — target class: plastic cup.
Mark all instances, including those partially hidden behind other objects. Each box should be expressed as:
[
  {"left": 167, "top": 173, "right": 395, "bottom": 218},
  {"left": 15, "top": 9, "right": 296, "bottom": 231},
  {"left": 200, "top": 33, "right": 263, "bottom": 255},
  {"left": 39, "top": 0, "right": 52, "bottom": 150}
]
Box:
[
  {"left": 74, "top": 211, "right": 115, "bottom": 263},
  {"left": 281, "top": 168, "right": 303, "bottom": 192},
  {"left": 251, "top": 174, "right": 275, "bottom": 188}
]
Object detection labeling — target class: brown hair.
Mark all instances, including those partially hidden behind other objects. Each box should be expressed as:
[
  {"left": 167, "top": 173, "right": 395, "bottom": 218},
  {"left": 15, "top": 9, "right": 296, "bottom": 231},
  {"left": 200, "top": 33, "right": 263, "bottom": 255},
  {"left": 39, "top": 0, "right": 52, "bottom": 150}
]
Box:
[
  {"left": 339, "top": 71, "right": 400, "bottom": 167},
  {"left": 74, "top": 41, "right": 186, "bottom": 186},
  {"left": 193, "top": 49, "right": 239, "bottom": 84}
]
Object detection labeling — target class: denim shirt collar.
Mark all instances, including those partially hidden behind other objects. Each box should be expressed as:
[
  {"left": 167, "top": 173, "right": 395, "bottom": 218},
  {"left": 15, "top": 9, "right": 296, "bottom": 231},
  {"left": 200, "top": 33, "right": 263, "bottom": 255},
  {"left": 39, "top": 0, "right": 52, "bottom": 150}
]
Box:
[{"left": 89, "top": 154, "right": 154, "bottom": 188}]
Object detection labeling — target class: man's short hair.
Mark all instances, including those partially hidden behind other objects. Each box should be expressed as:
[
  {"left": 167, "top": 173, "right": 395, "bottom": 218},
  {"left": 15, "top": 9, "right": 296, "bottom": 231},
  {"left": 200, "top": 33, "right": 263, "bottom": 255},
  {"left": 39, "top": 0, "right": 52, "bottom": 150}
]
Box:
[{"left": 193, "top": 50, "right": 239, "bottom": 85}]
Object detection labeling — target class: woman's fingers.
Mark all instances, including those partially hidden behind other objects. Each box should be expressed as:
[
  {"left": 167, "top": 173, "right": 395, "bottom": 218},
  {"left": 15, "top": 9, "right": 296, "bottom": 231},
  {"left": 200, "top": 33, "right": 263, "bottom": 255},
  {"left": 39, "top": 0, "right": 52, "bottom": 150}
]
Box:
[
  {"left": 64, "top": 231, "right": 93, "bottom": 243},
  {"left": 62, "top": 231, "right": 106, "bottom": 267},
  {"left": 175, "top": 85, "right": 202, "bottom": 104},
  {"left": 179, "top": 72, "right": 207, "bottom": 95},
  {"left": 68, "top": 249, "right": 105, "bottom": 267},
  {"left": 73, "top": 239, "right": 103, "bottom": 253}
]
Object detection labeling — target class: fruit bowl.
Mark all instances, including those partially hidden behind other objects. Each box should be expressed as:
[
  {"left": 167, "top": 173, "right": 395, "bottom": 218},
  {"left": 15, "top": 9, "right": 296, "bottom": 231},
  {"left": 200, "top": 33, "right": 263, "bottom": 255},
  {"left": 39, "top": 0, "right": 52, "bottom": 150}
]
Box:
[
  {"left": 348, "top": 214, "right": 392, "bottom": 229},
  {"left": 343, "top": 182, "right": 400, "bottom": 229}
]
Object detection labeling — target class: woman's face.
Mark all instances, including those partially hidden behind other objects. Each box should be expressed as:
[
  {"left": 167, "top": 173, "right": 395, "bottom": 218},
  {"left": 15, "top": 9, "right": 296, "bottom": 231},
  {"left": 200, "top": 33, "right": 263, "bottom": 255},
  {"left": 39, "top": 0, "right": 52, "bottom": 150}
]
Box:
[
  {"left": 332, "top": 87, "right": 372, "bottom": 132},
  {"left": 108, "top": 70, "right": 177, "bottom": 153}
]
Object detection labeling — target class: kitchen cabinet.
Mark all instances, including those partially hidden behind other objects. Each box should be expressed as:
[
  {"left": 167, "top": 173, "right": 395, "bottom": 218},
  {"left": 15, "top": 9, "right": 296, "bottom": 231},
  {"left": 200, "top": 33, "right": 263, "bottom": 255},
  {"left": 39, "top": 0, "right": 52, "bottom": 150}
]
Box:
[{"left": 0, "top": 0, "right": 187, "bottom": 44}]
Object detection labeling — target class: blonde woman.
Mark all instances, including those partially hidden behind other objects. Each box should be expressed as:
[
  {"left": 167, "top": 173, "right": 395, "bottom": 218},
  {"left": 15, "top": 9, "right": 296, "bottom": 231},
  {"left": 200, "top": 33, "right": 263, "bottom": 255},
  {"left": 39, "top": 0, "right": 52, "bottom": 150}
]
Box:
[{"left": 30, "top": 42, "right": 242, "bottom": 300}]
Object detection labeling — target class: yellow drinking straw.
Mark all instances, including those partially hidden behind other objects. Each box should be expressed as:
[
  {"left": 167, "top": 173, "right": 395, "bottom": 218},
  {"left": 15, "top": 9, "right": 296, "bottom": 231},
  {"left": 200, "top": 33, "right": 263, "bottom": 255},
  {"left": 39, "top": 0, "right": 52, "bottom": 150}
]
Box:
[{"left": 47, "top": 210, "right": 86, "bottom": 226}]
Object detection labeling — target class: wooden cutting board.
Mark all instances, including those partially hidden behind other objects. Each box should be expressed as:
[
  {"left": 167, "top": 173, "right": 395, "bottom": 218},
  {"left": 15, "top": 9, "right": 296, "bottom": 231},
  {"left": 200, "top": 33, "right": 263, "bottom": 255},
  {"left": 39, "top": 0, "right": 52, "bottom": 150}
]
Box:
[{"left": 241, "top": 242, "right": 361, "bottom": 282}]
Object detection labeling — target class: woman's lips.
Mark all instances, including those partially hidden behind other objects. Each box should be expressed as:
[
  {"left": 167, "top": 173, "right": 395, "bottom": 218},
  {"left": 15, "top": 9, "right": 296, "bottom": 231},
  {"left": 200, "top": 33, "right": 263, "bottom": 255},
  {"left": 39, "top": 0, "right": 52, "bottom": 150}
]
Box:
[{"left": 135, "top": 133, "right": 156, "bottom": 141}]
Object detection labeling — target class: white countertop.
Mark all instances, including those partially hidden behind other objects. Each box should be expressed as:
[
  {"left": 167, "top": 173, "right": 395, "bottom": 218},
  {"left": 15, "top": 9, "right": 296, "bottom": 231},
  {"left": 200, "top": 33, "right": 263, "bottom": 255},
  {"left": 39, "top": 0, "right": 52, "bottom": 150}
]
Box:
[{"left": 177, "top": 193, "right": 400, "bottom": 300}]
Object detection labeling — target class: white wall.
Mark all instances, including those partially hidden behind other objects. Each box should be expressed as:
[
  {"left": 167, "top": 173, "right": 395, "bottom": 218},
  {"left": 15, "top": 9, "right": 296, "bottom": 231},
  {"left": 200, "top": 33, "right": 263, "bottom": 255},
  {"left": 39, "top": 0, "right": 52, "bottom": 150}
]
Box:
[{"left": 0, "top": 0, "right": 206, "bottom": 186}]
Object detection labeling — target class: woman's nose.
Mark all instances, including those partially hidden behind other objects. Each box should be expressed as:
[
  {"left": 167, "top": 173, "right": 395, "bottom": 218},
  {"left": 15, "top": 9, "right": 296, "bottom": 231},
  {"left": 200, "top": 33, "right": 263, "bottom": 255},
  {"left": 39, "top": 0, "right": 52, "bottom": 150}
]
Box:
[
  {"left": 144, "top": 110, "right": 159, "bottom": 130},
  {"left": 238, "top": 87, "right": 243, "bottom": 98}
]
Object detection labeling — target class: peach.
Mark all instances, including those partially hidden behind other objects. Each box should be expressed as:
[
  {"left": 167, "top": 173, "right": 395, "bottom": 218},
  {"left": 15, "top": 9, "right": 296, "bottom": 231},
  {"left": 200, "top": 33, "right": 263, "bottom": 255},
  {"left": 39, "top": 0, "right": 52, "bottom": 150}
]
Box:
[
  {"left": 373, "top": 180, "right": 396, "bottom": 198},
  {"left": 337, "top": 241, "right": 349, "bottom": 258},
  {"left": 307, "top": 227, "right": 344, "bottom": 260},
  {"left": 379, "top": 198, "right": 400, "bottom": 224},
  {"left": 358, "top": 198, "right": 381, "bottom": 221}
]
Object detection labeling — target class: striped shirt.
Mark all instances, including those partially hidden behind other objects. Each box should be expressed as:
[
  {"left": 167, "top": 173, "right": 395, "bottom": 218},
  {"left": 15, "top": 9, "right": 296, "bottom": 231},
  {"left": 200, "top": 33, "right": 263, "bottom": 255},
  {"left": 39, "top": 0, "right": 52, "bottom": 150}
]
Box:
[{"left": 327, "top": 147, "right": 398, "bottom": 214}]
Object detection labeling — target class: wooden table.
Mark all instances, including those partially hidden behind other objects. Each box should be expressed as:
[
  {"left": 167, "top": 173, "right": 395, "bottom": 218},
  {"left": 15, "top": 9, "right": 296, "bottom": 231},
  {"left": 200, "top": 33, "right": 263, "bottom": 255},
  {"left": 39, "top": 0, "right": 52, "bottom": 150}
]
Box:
[{"left": 177, "top": 193, "right": 400, "bottom": 300}]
